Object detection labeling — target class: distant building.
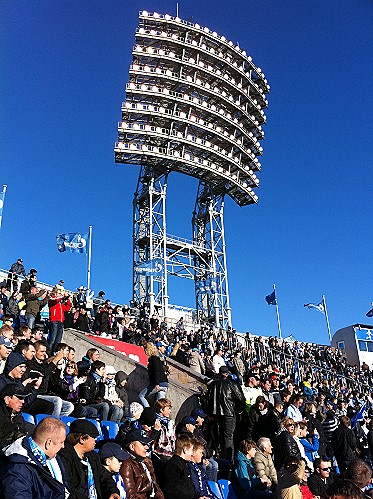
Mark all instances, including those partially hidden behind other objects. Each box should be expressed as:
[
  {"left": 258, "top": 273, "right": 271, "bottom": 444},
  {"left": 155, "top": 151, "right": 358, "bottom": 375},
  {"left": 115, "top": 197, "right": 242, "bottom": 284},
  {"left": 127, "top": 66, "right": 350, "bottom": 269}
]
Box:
[{"left": 331, "top": 324, "right": 373, "bottom": 368}]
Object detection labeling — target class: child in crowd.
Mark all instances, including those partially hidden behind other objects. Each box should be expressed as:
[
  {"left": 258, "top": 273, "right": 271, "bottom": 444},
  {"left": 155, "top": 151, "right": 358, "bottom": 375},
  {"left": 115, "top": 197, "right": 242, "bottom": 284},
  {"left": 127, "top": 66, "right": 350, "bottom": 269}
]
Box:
[
  {"left": 189, "top": 438, "right": 219, "bottom": 499},
  {"left": 100, "top": 442, "right": 129, "bottom": 499}
]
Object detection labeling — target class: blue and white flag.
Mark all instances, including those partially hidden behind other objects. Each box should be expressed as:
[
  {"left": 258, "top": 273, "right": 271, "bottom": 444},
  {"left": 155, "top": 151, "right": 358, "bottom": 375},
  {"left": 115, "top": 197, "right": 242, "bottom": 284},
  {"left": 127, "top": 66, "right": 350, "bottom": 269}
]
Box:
[
  {"left": 304, "top": 301, "right": 325, "bottom": 314},
  {"left": 351, "top": 402, "right": 368, "bottom": 429},
  {"left": 0, "top": 190, "right": 5, "bottom": 226},
  {"left": 56, "top": 232, "right": 89, "bottom": 254},
  {"left": 265, "top": 290, "right": 277, "bottom": 305},
  {"left": 134, "top": 258, "right": 163, "bottom": 276},
  {"left": 196, "top": 278, "right": 217, "bottom": 295}
]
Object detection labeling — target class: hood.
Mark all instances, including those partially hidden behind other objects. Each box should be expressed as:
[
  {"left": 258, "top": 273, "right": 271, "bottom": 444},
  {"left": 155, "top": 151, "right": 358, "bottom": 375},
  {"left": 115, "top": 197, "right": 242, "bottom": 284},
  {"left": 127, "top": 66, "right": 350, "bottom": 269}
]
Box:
[
  {"left": 3, "top": 436, "right": 29, "bottom": 459},
  {"left": 115, "top": 371, "right": 129, "bottom": 384},
  {"left": 4, "top": 352, "right": 27, "bottom": 376}
]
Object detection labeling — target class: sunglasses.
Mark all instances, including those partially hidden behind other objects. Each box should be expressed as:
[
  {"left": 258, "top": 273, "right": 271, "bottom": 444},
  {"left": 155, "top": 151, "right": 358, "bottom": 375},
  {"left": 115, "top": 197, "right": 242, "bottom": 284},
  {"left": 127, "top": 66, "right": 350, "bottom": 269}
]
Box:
[{"left": 320, "top": 467, "right": 331, "bottom": 471}]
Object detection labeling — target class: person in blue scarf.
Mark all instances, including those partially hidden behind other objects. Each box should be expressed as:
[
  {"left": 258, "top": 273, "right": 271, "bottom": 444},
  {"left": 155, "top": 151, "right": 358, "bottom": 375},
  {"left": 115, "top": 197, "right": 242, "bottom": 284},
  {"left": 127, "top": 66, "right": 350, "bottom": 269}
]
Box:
[
  {"left": 188, "top": 438, "right": 219, "bottom": 499},
  {"left": 100, "top": 443, "right": 129, "bottom": 499}
]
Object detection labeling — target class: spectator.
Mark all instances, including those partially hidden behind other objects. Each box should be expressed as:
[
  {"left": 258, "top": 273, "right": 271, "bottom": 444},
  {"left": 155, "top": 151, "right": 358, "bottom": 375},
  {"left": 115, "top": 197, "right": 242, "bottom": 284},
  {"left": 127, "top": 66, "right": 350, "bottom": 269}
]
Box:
[
  {"left": 242, "top": 371, "right": 263, "bottom": 412},
  {"left": 100, "top": 443, "right": 129, "bottom": 499},
  {"left": 253, "top": 437, "right": 278, "bottom": 489},
  {"left": 0, "top": 383, "right": 31, "bottom": 450},
  {"left": 233, "top": 438, "right": 271, "bottom": 498},
  {"left": 18, "top": 324, "right": 32, "bottom": 340},
  {"left": 307, "top": 457, "right": 336, "bottom": 498},
  {"left": 277, "top": 456, "right": 306, "bottom": 499},
  {"left": 188, "top": 438, "right": 217, "bottom": 499},
  {"left": 1, "top": 417, "right": 68, "bottom": 499},
  {"left": 152, "top": 398, "right": 176, "bottom": 488},
  {"left": 325, "top": 479, "right": 365, "bottom": 499},
  {"left": 16, "top": 339, "right": 36, "bottom": 361},
  {"left": 189, "top": 348, "right": 205, "bottom": 375},
  {"left": 246, "top": 395, "right": 266, "bottom": 441},
  {"left": 72, "top": 307, "right": 90, "bottom": 333},
  {"left": 104, "top": 365, "right": 124, "bottom": 424},
  {"left": 59, "top": 419, "right": 120, "bottom": 499},
  {"left": 206, "top": 365, "right": 245, "bottom": 461},
  {"left": 212, "top": 348, "right": 226, "bottom": 375},
  {"left": 297, "top": 422, "right": 319, "bottom": 470},
  {"left": 331, "top": 415, "right": 359, "bottom": 473},
  {"left": 139, "top": 342, "right": 169, "bottom": 408},
  {"left": 24, "top": 287, "right": 48, "bottom": 329},
  {"left": 115, "top": 370, "right": 129, "bottom": 419},
  {"left": 344, "top": 458, "right": 372, "bottom": 495},
  {"left": 0, "top": 336, "right": 13, "bottom": 374},
  {"left": 120, "top": 429, "right": 164, "bottom": 499},
  {"left": 48, "top": 286, "right": 72, "bottom": 352},
  {"left": 274, "top": 417, "right": 301, "bottom": 471},
  {"left": 7, "top": 258, "right": 26, "bottom": 291},
  {"left": 79, "top": 360, "right": 111, "bottom": 421},
  {"left": 163, "top": 434, "right": 196, "bottom": 499},
  {"left": 77, "top": 347, "right": 100, "bottom": 375},
  {"left": 284, "top": 394, "right": 304, "bottom": 422},
  {"left": 30, "top": 325, "right": 45, "bottom": 343}
]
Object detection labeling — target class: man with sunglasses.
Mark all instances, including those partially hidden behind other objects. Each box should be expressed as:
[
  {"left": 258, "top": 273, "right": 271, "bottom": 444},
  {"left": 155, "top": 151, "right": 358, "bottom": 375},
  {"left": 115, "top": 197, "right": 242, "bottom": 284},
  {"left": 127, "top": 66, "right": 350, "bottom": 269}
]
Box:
[{"left": 307, "top": 457, "right": 336, "bottom": 498}]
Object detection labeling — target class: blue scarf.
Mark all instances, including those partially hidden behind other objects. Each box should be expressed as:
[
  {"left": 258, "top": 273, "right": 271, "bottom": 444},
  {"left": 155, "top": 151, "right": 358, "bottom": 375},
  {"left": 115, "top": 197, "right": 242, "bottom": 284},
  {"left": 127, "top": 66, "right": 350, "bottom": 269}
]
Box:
[
  {"left": 84, "top": 457, "right": 98, "bottom": 499},
  {"left": 28, "top": 436, "right": 47, "bottom": 466},
  {"left": 92, "top": 372, "right": 101, "bottom": 383}
]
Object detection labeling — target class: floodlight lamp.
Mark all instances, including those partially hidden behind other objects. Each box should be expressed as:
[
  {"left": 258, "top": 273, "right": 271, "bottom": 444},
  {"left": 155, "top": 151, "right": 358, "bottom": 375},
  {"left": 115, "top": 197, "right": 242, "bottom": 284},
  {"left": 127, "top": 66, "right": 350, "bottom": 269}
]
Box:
[
  {"left": 224, "top": 74, "right": 229, "bottom": 79},
  {"left": 199, "top": 61, "right": 205, "bottom": 67},
  {"left": 205, "top": 82, "right": 210, "bottom": 89},
  {"left": 203, "top": 159, "right": 208, "bottom": 165},
  {"left": 211, "top": 104, "right": 217, "bottom": 111},
  {"left": 213, "top": 144, "right": 218, "bottom": 150},
  {"left": 130, "top": 144, "right": 136, "bottom": 150},
  {"left": 172, "top": 34, "right": 178, "bottom": 40},
  {"left": 156, "top": 67, "right": 162, "bottom": 73},
  {"left": 202, "top": 101, "right": 207, "bottom": 107},
  {"left": 210, "top": 48, "right": 215, "bottom": 54},
  {"left": 201, "top": 44, "right": 206, "bottom": 50},
  {"left": 189, "top": 57, "right": 195, "bottom": 63},
  {"left": 216, "top": 126, "right": 221, "bottom": 132},
  {"left": 218, "top": 166, "right": 224, "bottom": 172},
  {"left": 243, "top": 182, "right": 247, "bottom": 188},
  {"left": 208, "top": 123, "right": 213, "bottom": 128},
  {"left": 186, "top": 76, "right": 192, "bottom": 82},
  {"left": 192, "top": 40, "right": 197, "bottom": 46},
  {"left": 194, "top": 157, "right": 199, "bottom": 162},
  {"left": 180, "top": 112, "right": 187, "bottom": 118},
  {"left": 166, "top": 69, "right": 172, "bottom": 76},
  {"left": 190, "top": 115, "right": 197, "bottom": 122},
  {"left": 135, "top": 45, "right": 142, "bottom": 52},
  {"left": 212, "top": 31, "right": 218, "bottom": 37},
  {"left": 132, "top": 64, "right": 139, "bottom": 70},
  {"left": 153, "top": 146, "right": 159, "bottom": 152}
]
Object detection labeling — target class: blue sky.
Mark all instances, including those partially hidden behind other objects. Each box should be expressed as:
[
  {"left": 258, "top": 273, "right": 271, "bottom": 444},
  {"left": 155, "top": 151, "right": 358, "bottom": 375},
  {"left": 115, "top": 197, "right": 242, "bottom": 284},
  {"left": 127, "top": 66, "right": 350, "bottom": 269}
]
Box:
[{"left": 1, "top": 0, "right": 372, "bottom": 344}]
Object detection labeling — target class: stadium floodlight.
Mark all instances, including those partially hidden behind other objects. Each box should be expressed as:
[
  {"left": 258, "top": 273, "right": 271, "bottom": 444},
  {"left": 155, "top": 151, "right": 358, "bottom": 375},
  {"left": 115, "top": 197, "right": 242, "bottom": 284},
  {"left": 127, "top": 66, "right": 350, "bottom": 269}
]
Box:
[{"left": 115, "top": 11, "right": 269, "bottom": 328}]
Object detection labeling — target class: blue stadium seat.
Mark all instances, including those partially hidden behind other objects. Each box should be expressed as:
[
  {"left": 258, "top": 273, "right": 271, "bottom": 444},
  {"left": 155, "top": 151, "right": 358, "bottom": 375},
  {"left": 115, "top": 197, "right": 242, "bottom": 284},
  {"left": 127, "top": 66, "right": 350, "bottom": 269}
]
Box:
[
  {"left": 101, "top": 420, "right": 119, "bottom": 440},
  {"left": 22, "top": 412, "right": 35, "bottom": 425},
  {"left": 218, "top": 480, "right": 238, "bottom": 499},
  {"left": 208, "top": 481, "right": 224, "bottom": 499},
  {"left": 86, "top": 418, "right": 104, "bottom": 441},
  {"left": 35, "top": 414, "right": 56, "bottom": 425},
  {"left": 60, "top": 416, "right": 77, "bottom": 434}
]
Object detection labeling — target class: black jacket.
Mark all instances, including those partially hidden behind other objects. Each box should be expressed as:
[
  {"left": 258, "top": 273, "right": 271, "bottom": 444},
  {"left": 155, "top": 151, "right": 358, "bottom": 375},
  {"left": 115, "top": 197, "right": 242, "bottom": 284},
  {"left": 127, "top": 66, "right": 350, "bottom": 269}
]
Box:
[
  {"left": 274, "top": 428, "right": 301, "bottom": 470},
  {"left": 307, "top": 471, "right": 336, "bottom": 498},
  {"left": 147, "top": 355, "right": 168, "bottom": 385},
  {"left": 59, "top": 442, "right": 119, "bottom": 499},
  {"left": 26, "top": 357, "right": 56, "bottom": 395},
  {"left": 163, "top": 454, "right": 197, "bottom": 499},
  {"left": 207, "top": 376, "right": 245, "bottom": 417},
  {"left": 0, "top": 402, "right": 28, "bottom": 450},
  {"left": 79, "top": 374, "right": 105, "bottom": 404},
  {"left": 331, "top": 424, "right": 357, "bottom": 468}
]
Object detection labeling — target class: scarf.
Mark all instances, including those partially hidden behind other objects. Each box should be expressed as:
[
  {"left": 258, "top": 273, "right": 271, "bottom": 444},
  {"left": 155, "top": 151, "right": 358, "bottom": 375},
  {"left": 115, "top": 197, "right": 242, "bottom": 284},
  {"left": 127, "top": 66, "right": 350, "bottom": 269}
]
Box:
[
  {"left": 92, "top": 372, "right": 101, "bottom": 383},
  {"left": 113, "top": 472, "right": 127, "bottom": 499},
  {"left": 82, "top": 457, "right": 98, "bottom": 499},
  {"left": 28, "top": 436, "right": 47, "bottom": 466}
]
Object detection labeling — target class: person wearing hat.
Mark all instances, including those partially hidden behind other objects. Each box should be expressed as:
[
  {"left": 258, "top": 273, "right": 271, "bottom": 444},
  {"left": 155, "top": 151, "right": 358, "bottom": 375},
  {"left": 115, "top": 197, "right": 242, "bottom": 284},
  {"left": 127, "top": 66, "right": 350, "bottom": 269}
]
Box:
[
  {"left": 0, "top": 335, "right": 13, "bottom": 374},
  {"left": 119, "top": 429, "right": 164, "bottom": 499},
  {"left": 115, "top": 371, "right": 130, "bottom": 418},
  {"left": 59, "top": 419, "right": 120, "bottom": 499},
  {"left": 7, "top": 258, "right": 26, "bottom": 292},
  {"left": 242, "top": 371, "right": 263, "bottom": 413},
  {"left": 1, "top": 417, "right": 69, "bottom": 499},
  {"left": 0, "top": 383, "right": 31, "bottom": 450},
  {"left": 104, "top": 365, "right": 124, "bottom": 424},
  {"left": 206, "top": 364, "right": 245, "bottom": 461},
  {"left": 0, "top": 351, "right": 54, "bottom": 417},
  {"left": 177, "top": 416, "right": 197, "bottom": 438},
  {"left": 139, "top": 342, "right": 169, "bottom": 408},
  {"left": 100, "top": 443, "right": 129, "bottom": 499}
]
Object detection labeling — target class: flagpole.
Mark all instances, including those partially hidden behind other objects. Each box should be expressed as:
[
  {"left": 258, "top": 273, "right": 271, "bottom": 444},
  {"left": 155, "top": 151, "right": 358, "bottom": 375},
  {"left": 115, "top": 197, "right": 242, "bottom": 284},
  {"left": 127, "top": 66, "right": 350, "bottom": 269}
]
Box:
[
  {"left": 322, "top": 294, "right": 332, "bottom": 344},
  {"left": 0, "top": 184, "right": 7, "bottom": 230},
  {"left": 273, "top": 284, "right": 282, "bottom": 339},
  {"left": 87, "top": 226, "right": 92, "bottom": 289}
]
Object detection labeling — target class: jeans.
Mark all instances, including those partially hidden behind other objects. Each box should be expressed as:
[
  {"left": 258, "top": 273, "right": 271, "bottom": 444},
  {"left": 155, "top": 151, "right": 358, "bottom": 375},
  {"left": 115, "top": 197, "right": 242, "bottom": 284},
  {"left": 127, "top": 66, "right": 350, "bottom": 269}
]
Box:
[
  {"left": 25, "top": 314, "right": 36, "bottom": 329},
  {"left": 108, "top": 404, "right": 123, "bottom": 423},
  {"left": 138, "top": 383, "right": 168, "bottom": 408},
  {"left": 204, "top": 457, "right": 219, "bottom": 482},
  {"left": 48, "top": 321, "right": 64, "bottom": 352},
  {"left": 37, "top": 395, "right": 74, "bottom": 417},
  {"left": 218, "top": 414, "right": 236, "bottom": 462},
  {"left": 88, "top": 402, "right": 109, "bottom": 421}
]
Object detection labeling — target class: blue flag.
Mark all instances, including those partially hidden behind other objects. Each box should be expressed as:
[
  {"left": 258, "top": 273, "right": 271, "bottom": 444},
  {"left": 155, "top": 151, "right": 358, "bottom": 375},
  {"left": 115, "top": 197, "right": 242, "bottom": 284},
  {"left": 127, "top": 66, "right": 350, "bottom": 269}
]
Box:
[
  {"left": 265, "top": 290, "right": 277, "bottom": 305},
  {"left": 366, "top": 306, "right": 373, "bottom": 318},
  {"left": 134, "top": 258, "right": 163, "bottom": 276},
  {"left": 351, "top": 402, "right": 368, "bottom": 429},
  {"left": 56, "top": 232, "right": 89, "bottom": 254}
]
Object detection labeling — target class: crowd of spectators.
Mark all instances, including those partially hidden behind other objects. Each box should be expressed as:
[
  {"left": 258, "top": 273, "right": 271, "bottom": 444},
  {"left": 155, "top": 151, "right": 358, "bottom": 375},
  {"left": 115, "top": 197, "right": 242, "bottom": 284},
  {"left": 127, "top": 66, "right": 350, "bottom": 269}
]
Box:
[{"left": 0, "top": 259, "right": 373, "bottom": 498}]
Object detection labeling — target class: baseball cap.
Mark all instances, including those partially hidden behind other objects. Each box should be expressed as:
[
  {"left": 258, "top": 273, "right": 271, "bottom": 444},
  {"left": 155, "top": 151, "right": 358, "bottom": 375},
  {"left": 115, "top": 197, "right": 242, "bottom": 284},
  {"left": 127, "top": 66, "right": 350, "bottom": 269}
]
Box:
[
  {"left": 155, "top": 341, "right": 165, "bottom": 348},
  {"left": 191, "top": 408, "right": 207, "bottom": 419},
  {"left": 0, "top": 384, "right": 28, "bottom": 400},
  {"left": 0, "top": 337, "right": 13, "bottom": 348},
  {"left": 182, "top": 416, "right": 197, "bottom": 426},
  {"left": 100, "top": 443, "right": 130, "bottom": 461},
  {"left": 69, "top": 419, "right": 100, "bottom": 438},
  {"left": 123, "top": 429, "right": 153, "bottom": 445}
]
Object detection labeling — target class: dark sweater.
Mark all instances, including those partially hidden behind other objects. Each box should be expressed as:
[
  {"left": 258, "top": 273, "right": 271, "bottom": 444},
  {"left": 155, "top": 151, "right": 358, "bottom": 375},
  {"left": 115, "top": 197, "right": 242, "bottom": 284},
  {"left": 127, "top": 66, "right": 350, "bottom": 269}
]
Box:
[{"left": 163, "top": 454, "right": 197, "bottom": 499}]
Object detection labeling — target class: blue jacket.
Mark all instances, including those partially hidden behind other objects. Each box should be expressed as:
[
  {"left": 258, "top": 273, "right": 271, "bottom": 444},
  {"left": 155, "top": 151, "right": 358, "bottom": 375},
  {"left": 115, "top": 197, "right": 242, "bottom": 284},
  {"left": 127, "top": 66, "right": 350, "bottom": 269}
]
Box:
[
  {"left": 234, "top": 451, "right": 261, "bottom": 492},
  {"left": 0, "top": 436, "right": 68, "bottom": 499},
  {"left": 300, "top": 434, "right": 319, "bottom": 462}
]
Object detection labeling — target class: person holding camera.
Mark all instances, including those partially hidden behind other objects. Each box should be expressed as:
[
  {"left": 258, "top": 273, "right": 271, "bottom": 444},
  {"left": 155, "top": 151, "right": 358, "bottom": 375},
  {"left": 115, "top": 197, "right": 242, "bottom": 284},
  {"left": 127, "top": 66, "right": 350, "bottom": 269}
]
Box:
[{"left": 48, "top": 285, "right": 72, "bottom": 353}]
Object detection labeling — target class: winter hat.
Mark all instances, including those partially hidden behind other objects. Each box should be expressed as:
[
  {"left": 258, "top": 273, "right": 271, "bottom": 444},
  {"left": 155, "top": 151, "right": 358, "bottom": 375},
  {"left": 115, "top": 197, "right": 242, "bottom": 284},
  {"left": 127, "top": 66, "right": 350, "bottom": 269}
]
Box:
[
  {"left": 130, "top": 402, "right": 144, "bottom": 418},
  {"left": 139, "top": 407, "right": 156, "bottom": 427},
  {"left": 4, "top": 352, "right": 27, "bottom": 375}
]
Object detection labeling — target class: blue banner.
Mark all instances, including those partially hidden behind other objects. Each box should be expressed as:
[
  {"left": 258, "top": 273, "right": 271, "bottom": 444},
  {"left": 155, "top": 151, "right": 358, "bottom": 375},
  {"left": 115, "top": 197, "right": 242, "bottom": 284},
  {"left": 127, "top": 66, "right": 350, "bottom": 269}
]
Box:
[
  {"left": 196, "top": 278, "right": 217, "bottom": 295},
  {"left": 56, "top": 232, "right": 89, "bottom": 254},
  {"left": 134, "top": 258, "right": 163, "bottom": 276},
  {"left": 355, "top": 328, "right": 373, "bottom": 341}
]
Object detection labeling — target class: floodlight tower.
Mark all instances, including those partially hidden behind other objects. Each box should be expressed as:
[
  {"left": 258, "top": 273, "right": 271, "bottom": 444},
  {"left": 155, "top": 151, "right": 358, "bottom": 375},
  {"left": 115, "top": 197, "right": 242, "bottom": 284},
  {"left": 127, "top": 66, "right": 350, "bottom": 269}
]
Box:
[{"left": 115, "top": 11, "right": 270, "bottom": 328}]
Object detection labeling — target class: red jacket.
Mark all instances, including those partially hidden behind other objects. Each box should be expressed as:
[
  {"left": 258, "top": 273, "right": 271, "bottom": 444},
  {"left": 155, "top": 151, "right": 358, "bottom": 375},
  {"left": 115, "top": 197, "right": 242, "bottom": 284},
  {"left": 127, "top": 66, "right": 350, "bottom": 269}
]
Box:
[{"left": 48, "top": 295, "right": 72, "bottom": 322}]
